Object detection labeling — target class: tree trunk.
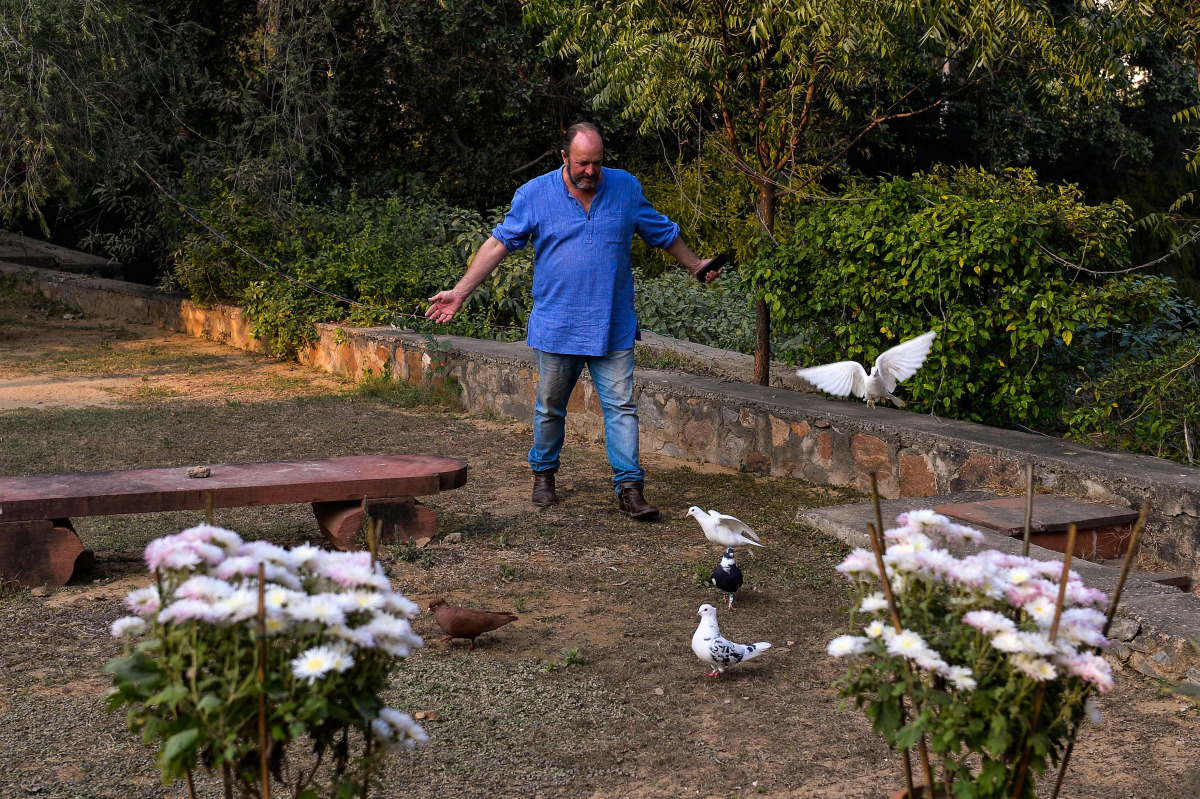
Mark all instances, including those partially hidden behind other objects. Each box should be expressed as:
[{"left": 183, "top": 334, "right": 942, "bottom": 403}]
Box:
[{"left": 753, "top": 179, "right": 776, "bottom": 385}]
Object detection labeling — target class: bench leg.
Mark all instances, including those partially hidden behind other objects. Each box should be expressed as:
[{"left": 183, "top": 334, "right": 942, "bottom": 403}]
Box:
[
  {"left": 312, "top": 497, "right": 438, "bottom": 552},
  {"left": 0, "top": 518, "right": 93, "bottom": 588}
]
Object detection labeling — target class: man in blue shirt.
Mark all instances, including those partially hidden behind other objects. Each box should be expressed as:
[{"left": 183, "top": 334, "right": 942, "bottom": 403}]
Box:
[{"left": 426, "top": 123, "right": 720, "bottom": 520}]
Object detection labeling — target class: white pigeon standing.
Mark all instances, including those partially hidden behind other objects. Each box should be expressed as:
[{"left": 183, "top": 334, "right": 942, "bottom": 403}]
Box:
[
  {"left": 686, "top": 507, "right": 764, "bottom": 548},
  {"left": 691, "top": 604, "right": 772, "bottom": 678},
  {"left": 795, "top": 329, "right": 937, "bottom": 408}
]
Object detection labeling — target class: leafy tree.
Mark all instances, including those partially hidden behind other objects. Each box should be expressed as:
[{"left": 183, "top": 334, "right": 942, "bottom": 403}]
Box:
[{"left": 527, "top": 0, "right": 1146, "bottom": 384}]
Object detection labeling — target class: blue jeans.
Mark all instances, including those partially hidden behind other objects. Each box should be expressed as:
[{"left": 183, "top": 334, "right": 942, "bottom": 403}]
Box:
[{"left": 529, "top": 348, "right": 644, "bottom": 489}]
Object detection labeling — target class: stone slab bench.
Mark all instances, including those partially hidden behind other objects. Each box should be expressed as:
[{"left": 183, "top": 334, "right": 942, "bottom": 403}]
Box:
[{"left": 0, "top": 454, "right": 469, "bottom": 588}]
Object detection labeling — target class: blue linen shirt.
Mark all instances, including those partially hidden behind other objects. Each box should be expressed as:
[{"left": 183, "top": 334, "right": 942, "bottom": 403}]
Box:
[{"left": 491, "top": 166, "right": 680, "bottom": 356}]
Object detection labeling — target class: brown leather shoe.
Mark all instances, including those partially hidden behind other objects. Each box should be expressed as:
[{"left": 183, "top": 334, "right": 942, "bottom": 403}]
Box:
[
  {"left": 532, "top": 470, "right": 558, "bottom": 506},
  {"left": 617, "top": 482, "right": 659, "bottom": 520}
]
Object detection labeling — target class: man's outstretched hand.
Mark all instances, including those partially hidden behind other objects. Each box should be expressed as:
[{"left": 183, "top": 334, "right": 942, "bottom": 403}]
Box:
[
  {"left": 693, "top": 255, "right": 724, "bottom": 284},
  {"left": 425, "top": 290, "right": 464, "bottom": 324}
]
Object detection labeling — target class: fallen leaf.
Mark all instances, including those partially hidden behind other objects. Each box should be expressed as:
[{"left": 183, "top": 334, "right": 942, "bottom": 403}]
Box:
[
  {"left": 653, "top": 687, "right": 664, "bottom": 696},
  {"left": 414, "top": 537, "right": 433, "bottom": 548},
  {"left": 414, "top": 710, "right": 440, "bottom": 721}
]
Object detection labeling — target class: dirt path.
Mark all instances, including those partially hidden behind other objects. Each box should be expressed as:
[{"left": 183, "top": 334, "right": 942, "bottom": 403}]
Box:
[{"left": 0, "top": 281, "right": 1194, "bottom": 799}]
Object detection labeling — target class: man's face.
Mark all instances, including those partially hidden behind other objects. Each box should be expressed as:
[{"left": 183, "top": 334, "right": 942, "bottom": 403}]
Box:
[{"left": 562, "top": 134, "right": 603, "bottom": 191}]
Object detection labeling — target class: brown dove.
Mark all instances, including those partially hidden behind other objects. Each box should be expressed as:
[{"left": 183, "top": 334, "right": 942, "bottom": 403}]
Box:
[{"left": 428, "top": 597, "right": 517, "bottom": 651}]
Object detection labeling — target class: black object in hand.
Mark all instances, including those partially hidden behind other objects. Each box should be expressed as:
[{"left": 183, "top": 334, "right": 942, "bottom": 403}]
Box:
[{"left": 694, "top": 252, "right": 730, "bottom": 283}]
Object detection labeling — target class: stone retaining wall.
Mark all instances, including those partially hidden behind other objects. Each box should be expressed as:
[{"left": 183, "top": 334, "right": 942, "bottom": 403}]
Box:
[{"left": 6, "top": 262, "right": 1199, "bottom": 581}]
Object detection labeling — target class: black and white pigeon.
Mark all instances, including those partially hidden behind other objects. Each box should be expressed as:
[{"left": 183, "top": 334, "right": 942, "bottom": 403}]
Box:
[
  {"left": 691, "top": 603, "right": 771, "bottom": 678},
  {"left": 795, "top": 329, "right": 937, "bottom": 408},
  {"left": 710, "top": 546, "right": 743, "bottom": 610}
]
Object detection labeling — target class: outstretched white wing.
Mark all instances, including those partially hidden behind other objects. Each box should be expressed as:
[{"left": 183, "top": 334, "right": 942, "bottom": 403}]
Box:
[
  {"left": 795, "top": 361, "right": 868, "bottom": 399},
  {"left": 874, "top": 330, "right": 937, "bottom": 392},
  {"left": 707, "top": 511, "right": 760, "bottom": 542}
]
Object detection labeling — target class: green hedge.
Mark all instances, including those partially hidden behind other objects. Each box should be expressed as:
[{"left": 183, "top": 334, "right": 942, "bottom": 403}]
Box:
[{"left": 747, "top": 167, "right": 1181, "bottom": 429}]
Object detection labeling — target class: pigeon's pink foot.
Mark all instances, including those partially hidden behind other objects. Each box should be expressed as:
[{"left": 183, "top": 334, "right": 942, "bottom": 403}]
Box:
[
  {"left": 705, "top": 670, "right": 721, "bottom": 678},
  {"left": 441, "top": 636, "right": 454, "bottom": 644},
  {"left": 467, "top": 640, "right": 477, "bottom": 652},
  {"left": 726, "top": 595, "right": 735, "bottom": 610}
]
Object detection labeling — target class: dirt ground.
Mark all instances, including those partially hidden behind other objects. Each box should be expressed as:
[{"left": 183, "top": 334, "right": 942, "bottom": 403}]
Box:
[{"left": 0, "top": 281, "right": 1196, "bottom": 799}]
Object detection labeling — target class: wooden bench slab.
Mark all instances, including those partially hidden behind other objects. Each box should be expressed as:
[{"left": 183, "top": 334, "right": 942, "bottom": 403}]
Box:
[
  {"left": 0, "top": 454, "right": 467, "bottom": 521},
  {"left": 0, "top": 454, "right": 468, "bottom": 587}
]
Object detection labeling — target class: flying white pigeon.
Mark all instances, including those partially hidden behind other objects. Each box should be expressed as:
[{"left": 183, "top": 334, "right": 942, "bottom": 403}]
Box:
[
  {"left": 686, "top": 507, "right": 764, "bottom": 548},
  {"left": 795, "top": 329, "right": 937, "bottom": 408},
  {"left": 691, "top": 604, "right": 772, "bottom": 678}
]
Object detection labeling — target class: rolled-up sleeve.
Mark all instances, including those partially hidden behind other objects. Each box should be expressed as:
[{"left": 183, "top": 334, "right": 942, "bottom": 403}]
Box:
[
  {"left": 632, "top": 181, "right": 680, "bottom": 249},
  {"left": 491, "top": 188, "right": 533, "bottom": 251}
]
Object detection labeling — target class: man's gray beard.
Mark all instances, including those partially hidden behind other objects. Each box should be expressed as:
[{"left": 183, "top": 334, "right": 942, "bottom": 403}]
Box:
[{"left": 568, "top": 170, "right": 598, "bottom": 191}]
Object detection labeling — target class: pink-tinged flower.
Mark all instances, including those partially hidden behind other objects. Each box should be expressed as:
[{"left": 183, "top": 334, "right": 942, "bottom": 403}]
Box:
[
  {"left": 963, "top": 610, "right": 1016, "bottom": 636},
  {"left": 110, "top": 616, "right": 147, "bottom": 638},
  {"left": 942, "top": 523, "right": 984, "bottom": 548},
  {"left": 175, "top": 575, "right": 235, "bottom": 602},
  {"left": 214, "top": 556, "right": 260, "bottom": 581},
  {"left": 859, "top": 592, "right": 888, "bottom": 613},
  {"left": 1010, "top": 654, "right": 1057, "bottom": 681},
  {"left": 1066, "top": 583, "right": 1108, "bottom": 609},
  {"left": 144, "top": 538, "right": 202, "bottom": 572},
  {"left": 886, "top": 630, "right": 931, "bottom": 659},
  {"left": 945, "top": 559, "right": 986, "bottom": 589},
  {"left": 158, "top": 599, "right": 216, "bottom": 625},
  {"left": 827, "top": 635, "right": 869, "bottom": 658},
  {"left": 943, "top": 665, "right": 977, "bottom": 691},
  {"left": 238, "top": 541, "right": 297, "bottom": 570},
  {"left": 915, "top": 549, "right": 955, "bottom": 575},
  {"left": 836, "top": 549, "right": 879, "bottom": 580},
  {"left": 124, "top": 586, "right": 161, "bottom": 616},
  {"left": 1064, "top": 652, "right": 1115, "bottom": 693}
]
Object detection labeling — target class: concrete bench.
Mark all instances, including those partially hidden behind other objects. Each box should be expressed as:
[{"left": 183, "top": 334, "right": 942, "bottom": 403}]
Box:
[{"left": 0, "top": 454, "right": 468, "bottom": 588}]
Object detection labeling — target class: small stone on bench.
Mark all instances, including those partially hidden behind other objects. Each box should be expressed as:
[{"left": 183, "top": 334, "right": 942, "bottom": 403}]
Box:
[{"left": 187, "top": 466, "right": 212, "bottom": 478}]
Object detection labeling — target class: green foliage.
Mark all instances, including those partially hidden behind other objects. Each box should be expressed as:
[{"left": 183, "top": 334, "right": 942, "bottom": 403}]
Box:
[
  {"left": 355, "top": 367, "right": 460, "bottom": 411},
  {"left": 168, "top": 183, "right": 533, "bottom": 356},
  {"left": 692, "top": 564, "right": 713, "bottom": 589},
  {"left": 634, "top": 270, "right": 756, "bottom": 354},
  {"left": 1065, "top": 336, "right": 1200, "bottom": 464},
  {"left": 750, "top": 167, "right": 1178, "bottom": 428}
]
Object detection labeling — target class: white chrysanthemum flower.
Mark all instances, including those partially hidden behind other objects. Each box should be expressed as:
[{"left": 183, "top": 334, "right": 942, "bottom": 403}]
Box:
[
  {"left": 290, "top": 543, "right": 325, "bottom": 567},
  {"left": 110, "top": 616, "right": 147, "bottom": 638},
  {"left": 158, "top": 599, "right": 216, "bottom": 624},
  {"left": 885, "top": 630, "right": 931, "bottom": 659},
  {"left": 989, "top": 632, "right": 1028, "bottom": 654},
  {"left": 944, "top": 665, "right": 977, "bottom": 691},
  {"left": 1011, "top": 654, "right": 1057, "bottom": 681},
  {"left": 238, "top": 541, "right": 297, "bottom": 570},
  {"left": 1023, "top": 597, "right": 1057, "bottom": 626},
  {"left": 912, "top": 650, "right": 948, "bottom": 673},
  {"left": 339, "top": 591, "right": 385, "bottom": 614},
  {"left": 264, "top": 586, "right": 302, "bottom": 611},
  {"left": 125, "top": 586, "right": 162, "bottom": 616},
  {"left": 292, "top": 645, "right": 345, "bottom": 683},
  {"left": 383, "top": 593, "right": 421, "bottom": 619},
  {"left": 1005, "top": 566, "right": 1035, "bottom": 586},
  {"left": 827, "top": 635, "right": 869, "bottom": 658},
  {"left": 330, "top": 624, "right": 376, "bottom": 649},
  {"left": 963, "top": 610, "right": 1017, "bottom": 636},
  {"left": 372, "top": 707, "right": 427, "bottom": 751},
  {"left": 263, "top": 615, "right": 291, "bottom": 636},
  {"left": 327, "top": 646, "right": 355, "bottom": 674},
  {"left": 212, "top": 588, "right": 259, "bottom": 624},
  {"left": 865, "top": 620, "right": 887, "bottom": 639},
  {"left": 859, "top": 592, "right": 888, "bottom": 613},
  {"left": 288, "top": 594, "right": 347, "bottom": 627}
]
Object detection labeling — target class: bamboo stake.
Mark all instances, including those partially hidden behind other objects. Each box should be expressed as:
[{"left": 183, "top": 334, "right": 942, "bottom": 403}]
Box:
[
  {"left": 1010, "top": 524, "right": 1077, "bottom": 799},
  {"left": 866, "top": 522, "right": 917, "bottom": 798},
  {"left": 257, "top": 563, "right": 270, "bottom": 799},
  {"left": 1021, "top": 464, "right": 1034, "bottom": 557},
  {"left": 1051, "top": 502, "right": 1150, "bottom": 799}
]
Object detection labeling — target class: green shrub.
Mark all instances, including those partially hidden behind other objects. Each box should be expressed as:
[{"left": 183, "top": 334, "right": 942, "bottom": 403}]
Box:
[
  {"left": 749, "top": 167, "right": 1178, "bottom": 428},
  {"left": 168, "top": 181, "right": 533, "bottom": 356},
  {"left": 1065, "top": 335, "right": 1200, "bottom": 463}
]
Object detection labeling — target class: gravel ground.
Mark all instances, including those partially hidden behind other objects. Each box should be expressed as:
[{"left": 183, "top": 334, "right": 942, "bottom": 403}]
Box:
[{"left": 0, "top": 282, "right": 1196, "bottom": 799}]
